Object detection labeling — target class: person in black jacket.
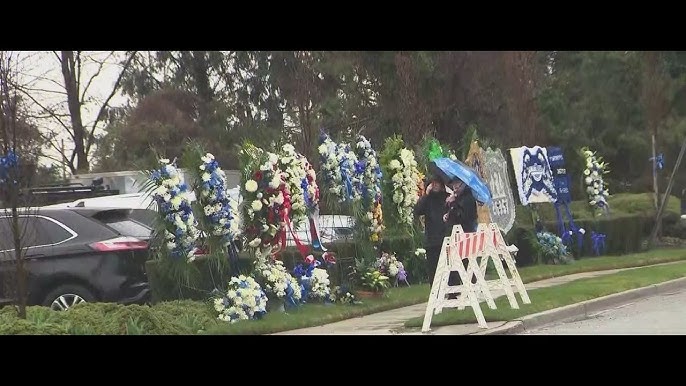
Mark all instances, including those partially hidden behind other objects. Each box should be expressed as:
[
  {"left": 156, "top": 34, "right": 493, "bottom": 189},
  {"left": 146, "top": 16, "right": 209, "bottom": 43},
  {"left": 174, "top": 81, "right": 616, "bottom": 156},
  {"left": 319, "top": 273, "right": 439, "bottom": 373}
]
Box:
[
  {"left": 413, "top": 177, "right": 449, "bottom": 286},
  {"left": 444, "top": 180, "right": 477, "bottom": 234}
]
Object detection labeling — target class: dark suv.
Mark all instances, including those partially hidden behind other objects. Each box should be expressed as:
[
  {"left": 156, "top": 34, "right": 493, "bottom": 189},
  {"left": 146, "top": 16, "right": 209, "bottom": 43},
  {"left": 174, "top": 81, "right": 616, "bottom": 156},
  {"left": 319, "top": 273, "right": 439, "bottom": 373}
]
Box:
[{"left": 0, "top": 207, "right": 153, "bottom": 310}]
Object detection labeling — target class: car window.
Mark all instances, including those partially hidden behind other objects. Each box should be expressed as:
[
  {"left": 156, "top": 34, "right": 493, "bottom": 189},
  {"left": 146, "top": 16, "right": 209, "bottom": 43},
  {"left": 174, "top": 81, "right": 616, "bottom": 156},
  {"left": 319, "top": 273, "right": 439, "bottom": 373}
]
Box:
[
  {"left": 104, "top": 219, "right": 152, "bottom": 239},
  {"left": 34, "top": 217, "right": 74, "bottom": 244},
  {"left": 0, "top": 216, "right": 74, "bottom": 251}
]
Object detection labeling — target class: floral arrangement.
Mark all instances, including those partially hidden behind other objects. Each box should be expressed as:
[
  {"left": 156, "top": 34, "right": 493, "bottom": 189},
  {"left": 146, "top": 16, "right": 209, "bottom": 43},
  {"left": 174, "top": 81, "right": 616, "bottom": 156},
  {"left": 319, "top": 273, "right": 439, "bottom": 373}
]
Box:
[
  {"left": 277, "top": 144, "right": 308, "bottom": 225},
  {"left": 239, "top": 143, "right": 289, "bottom": 252},
  {"left": 293, "top": 257, "right": 332, "bottom": 301},
  {"left": 380, "top": 136, "right": 422, "bottom": 228},
  {"left": 329, "top": 286, "right": 356, "bottom": 304},
  {"left": 535, "top": 231, "right": 573, "bottom": 265},
  {"left": 0, "top": 149, "right": 18, "bottom": 185},
  {"left": 253, "top": 258, "right": 302, "bottom": 306},
  {"left": 196, "top": 153, "right": 240, "bottom": 246},
  {"left": 149, "top": 158, "right": 200, "bottom": 261},
  {"left": 318, "top": 132, "right": 361, "bottom": 203},
  {"left": 355, "top": 135, "right": 385, "bottom": 242},
  {"left": 213, "top": 275, "right": 268, "bottom": 323},
  {"left": 375, "top": 252, "right": 408, "bottom": 286},
  {"left": 580, "top": 147, "right": 610, "bottom": 213}
]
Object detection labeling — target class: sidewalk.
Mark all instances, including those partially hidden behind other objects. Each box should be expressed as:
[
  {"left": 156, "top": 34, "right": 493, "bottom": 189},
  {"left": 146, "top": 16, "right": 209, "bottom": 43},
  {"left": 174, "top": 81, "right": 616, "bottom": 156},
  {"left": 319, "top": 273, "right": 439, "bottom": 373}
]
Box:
[{"left": 274, "top": 261, "right": 684, "bottom": 335}]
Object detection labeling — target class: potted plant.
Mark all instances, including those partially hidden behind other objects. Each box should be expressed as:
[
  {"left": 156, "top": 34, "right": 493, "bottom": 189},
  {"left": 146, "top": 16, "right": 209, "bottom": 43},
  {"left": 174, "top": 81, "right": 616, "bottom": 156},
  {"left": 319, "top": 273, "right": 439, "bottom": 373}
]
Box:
[{"left": 350, "top": 261, "right": 390, "bottom": 299}]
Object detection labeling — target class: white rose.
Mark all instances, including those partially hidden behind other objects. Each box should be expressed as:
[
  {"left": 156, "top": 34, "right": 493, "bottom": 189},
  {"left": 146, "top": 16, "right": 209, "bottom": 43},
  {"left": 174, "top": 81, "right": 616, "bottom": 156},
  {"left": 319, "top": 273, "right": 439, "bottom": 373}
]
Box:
[
  {"left": 584, "top": 177, "right": 592, "bottom": 185},
  {"left": 584, "top": 169, "right": 590, "bottom": 176}
]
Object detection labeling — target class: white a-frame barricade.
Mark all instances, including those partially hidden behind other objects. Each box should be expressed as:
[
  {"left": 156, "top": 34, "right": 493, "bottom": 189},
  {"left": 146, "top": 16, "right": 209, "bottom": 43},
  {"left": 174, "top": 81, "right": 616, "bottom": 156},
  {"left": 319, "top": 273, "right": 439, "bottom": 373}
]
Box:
[
  {"left": 479, "top": 223, "right": 531, "bottom": 309},
  {"left": 421, "top": 223, "right": 531, "bottom": 333}
]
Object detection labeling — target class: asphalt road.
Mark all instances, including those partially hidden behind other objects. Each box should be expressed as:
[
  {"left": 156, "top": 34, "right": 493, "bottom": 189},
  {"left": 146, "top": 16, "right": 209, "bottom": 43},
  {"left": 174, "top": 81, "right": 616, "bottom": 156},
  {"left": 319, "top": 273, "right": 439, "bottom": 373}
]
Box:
[{"left": 521, "top": 289, "right": 686, "bottom": 335}]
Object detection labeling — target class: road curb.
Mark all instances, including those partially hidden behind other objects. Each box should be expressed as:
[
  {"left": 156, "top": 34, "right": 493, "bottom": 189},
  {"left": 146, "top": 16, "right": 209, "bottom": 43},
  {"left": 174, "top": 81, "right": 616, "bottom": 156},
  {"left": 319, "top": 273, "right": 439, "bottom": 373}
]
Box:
[{"left": 481, "top": 276, "right": 686, "bottom": 335}]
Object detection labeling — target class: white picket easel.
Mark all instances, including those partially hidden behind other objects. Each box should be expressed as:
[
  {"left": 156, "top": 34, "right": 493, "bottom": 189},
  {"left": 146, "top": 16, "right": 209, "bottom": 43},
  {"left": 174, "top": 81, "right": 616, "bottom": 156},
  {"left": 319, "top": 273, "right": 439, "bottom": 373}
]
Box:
[
  {"left": 422, "top": 225, "right": 497, "bottom": 332},
  {"left": 476, "top": 223, "right": 531, "bottom": 309}
]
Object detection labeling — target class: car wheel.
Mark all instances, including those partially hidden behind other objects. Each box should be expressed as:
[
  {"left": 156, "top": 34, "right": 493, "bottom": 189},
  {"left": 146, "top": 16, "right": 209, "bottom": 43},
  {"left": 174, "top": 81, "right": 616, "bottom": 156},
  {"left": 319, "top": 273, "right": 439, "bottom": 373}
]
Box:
[{"left": 42, "top": 284, "right": 96, "bottom": 311}]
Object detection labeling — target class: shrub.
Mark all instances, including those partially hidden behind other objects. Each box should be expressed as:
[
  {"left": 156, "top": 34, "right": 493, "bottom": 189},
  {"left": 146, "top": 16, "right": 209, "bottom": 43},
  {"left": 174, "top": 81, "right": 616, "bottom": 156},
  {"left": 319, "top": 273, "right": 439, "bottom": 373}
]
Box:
[{"left": 0, "top": 301, "right": 219, "bottom": 335}]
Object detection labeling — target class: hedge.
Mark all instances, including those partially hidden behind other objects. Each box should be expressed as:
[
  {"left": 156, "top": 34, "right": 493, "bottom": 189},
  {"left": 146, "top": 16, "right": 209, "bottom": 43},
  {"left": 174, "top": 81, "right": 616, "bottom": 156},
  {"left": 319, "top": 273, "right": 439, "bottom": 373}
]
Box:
[{"left": 0, "top": 301, "right": 214, "bottom": 335}]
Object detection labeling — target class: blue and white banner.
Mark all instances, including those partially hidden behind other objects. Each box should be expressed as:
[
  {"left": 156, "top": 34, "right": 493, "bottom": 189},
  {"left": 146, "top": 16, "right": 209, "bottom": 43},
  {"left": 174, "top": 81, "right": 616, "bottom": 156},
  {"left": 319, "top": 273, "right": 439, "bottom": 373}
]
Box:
[
  {"left": 509, "top": 146, "right": 558, "bottom": 206},
  {"left": 546, "top": 146, "right": 571, "bottom": 204}
]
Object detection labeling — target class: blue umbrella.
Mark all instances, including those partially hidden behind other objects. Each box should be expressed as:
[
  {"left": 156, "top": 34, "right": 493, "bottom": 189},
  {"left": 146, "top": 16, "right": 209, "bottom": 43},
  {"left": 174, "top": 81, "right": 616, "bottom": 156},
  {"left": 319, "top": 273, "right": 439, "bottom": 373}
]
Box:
[{"left": 431, "top": 157, "right": 492, "bottom": 206}]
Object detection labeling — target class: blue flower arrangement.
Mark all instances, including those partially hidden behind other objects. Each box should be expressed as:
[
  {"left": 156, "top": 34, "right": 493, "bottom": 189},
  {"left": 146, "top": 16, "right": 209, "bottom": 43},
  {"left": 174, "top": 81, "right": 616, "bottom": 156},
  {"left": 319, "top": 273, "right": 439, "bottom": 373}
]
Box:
[
  {"left": 149, "top": 158, "right": 200, "bottom": 261},
  {"left": 318, "top": 132, "right": 362, "bottom": 203},
  {"left": 213, "top": 275, "right": 268, "bottom": 323},
  {"left": 197, "top": 153, "right": 240, "bottom": 247},
  {"left": 0, "top": 149, "right": 18, "bottom": 185},
  {"left": 535, "top": 231, "right": 573, "bottom": 265}
]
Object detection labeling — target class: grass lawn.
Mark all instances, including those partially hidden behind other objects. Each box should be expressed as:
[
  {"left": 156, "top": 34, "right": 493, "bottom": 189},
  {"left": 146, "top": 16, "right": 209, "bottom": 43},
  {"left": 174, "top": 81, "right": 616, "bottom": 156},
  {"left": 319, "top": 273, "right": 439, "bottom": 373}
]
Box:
[
  {"left": 225, "top": 248, "right": 686, "bottom": 334},
  {"left": 504, "top": 248, "right": 686, "bottom": 284},
  {"left": 404, "top": 260, "right": 686, "bottom": 328}
]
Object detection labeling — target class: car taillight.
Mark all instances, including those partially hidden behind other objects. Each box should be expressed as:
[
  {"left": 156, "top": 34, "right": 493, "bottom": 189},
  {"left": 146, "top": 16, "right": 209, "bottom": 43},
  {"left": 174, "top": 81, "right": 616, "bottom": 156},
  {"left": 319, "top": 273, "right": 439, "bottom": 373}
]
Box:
[
  {"left": 90, "top": 237, "right": 149, "bottom": 252},
  {"left": 194, "top": 246, "right": 209, "bottom": 256}
]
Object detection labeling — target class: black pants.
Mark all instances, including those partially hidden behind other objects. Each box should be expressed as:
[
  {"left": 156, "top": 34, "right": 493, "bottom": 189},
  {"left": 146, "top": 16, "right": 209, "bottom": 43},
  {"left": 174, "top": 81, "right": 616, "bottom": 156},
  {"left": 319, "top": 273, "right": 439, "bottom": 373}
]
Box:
[
  {"left": 426, "top": 245, "right": 465, "bottom": 287},
  {"left": 426, "top": 244, "right": 475, "bottom": 287}
]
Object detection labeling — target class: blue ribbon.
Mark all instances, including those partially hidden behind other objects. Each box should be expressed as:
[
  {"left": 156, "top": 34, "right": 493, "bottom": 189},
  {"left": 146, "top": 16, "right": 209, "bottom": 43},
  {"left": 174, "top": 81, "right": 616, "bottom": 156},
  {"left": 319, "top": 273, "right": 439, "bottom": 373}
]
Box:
[
  {"left": 301, "top": 178, "right": 311, "bottom": 208},
  {"left": 343, "top": 172, "right": 353, "bottom": 200},
  {"left": 555, "top": 203, "right": 584, "bottom": 252},
  {"left": 284, "top": 282, "right": 298, "bottom": 308},
  {"left": 650, "top": 153, "right": 665, "bottom": 171},
  {"left": 591, "top": 231, "right": 606, "bottom": 256}
]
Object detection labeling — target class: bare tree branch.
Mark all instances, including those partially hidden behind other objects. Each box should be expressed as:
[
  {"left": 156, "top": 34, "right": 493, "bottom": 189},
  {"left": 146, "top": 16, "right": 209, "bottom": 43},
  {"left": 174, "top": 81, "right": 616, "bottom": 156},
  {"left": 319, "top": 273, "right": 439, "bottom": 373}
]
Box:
[
  {"left": 9, "top": 81, "right": 73, "bottom": 136},
  {"left": 19, "top": 86, "right": 68, "bottom": 96},
  {"left": 80, "top": 52, "right": 113, "bottom": 102},
  {"left": 85, "top": 51, "right": 136, "bottom": 155},
  {"left": 17, "top": 71, "right": 67, "bottom": 91}
]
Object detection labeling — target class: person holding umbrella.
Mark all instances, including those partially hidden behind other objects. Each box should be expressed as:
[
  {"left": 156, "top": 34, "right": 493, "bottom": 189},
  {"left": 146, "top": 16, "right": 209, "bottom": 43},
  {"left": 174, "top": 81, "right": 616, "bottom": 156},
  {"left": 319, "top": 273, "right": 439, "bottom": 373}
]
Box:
[
  {"left": 444, "top": 179, "right": 478, "bottom": 233},
  {"left": 414, "top": 177, "right": 450, "bottom": 286},
  {"left": 421, "top": 156, "right": 492, "bottom": 286}
]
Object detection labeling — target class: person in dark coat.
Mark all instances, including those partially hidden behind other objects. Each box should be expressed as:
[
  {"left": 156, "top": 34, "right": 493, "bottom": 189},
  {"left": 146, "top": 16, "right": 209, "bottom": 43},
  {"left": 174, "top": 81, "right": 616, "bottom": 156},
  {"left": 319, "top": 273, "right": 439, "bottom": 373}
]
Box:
[
  {"left": 444, "top": 180, "right": 478, "bottom": 234},
  {"left": 413, "top": 177, "right": 449, "bottom": 286}
]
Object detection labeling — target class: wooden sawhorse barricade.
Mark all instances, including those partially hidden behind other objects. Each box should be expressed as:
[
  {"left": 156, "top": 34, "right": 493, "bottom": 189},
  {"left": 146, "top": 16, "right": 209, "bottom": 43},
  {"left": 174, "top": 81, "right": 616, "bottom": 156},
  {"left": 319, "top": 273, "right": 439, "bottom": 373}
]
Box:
[{"left": 421, "top": 223, "right": 531, "bottom": 332}]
